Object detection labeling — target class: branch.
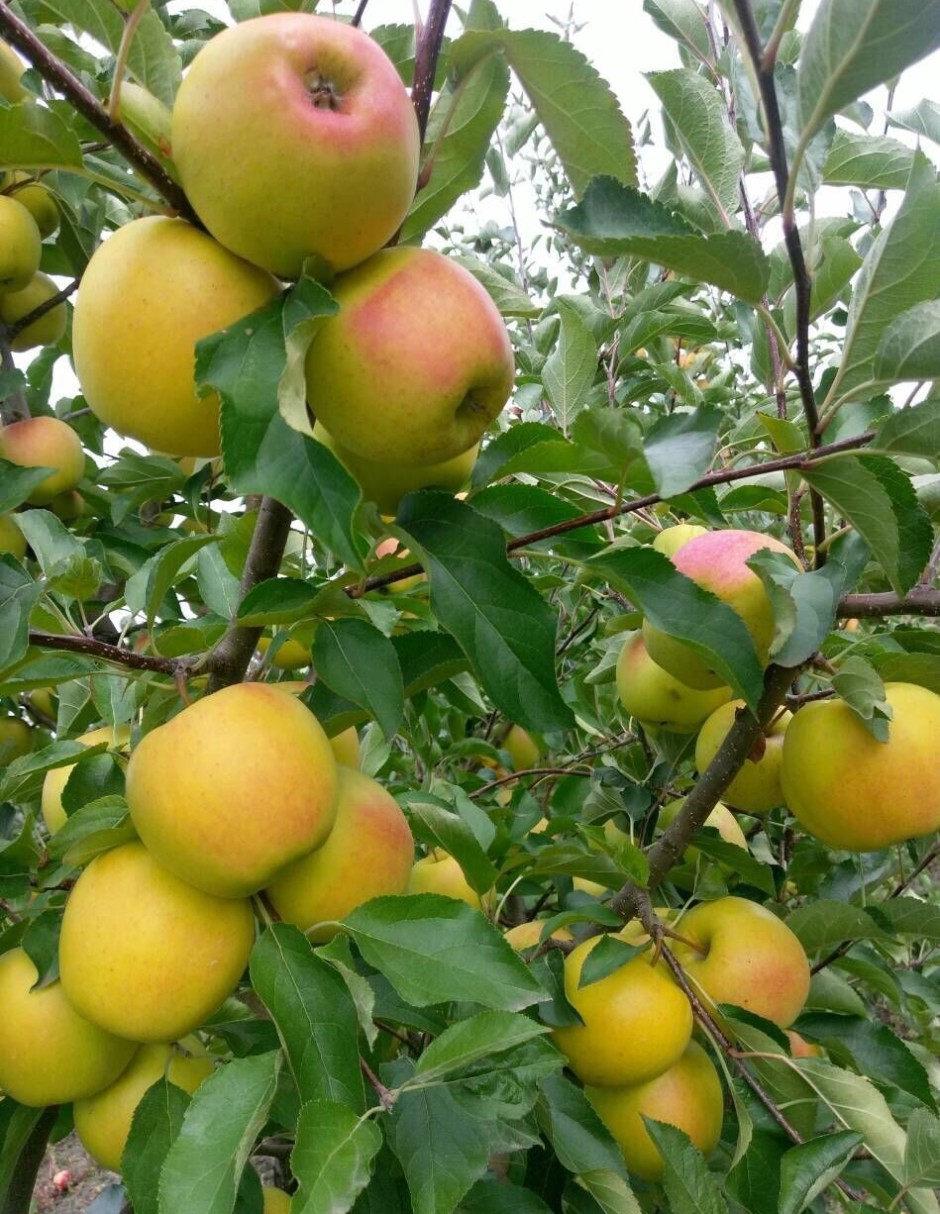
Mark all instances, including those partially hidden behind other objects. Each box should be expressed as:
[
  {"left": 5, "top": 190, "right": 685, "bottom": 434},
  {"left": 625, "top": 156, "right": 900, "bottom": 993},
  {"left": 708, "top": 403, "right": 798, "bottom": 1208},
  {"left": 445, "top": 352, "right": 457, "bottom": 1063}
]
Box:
[
  {"left": 0, "top": 2, "right": 195, "bottom": 220},
  {"left": 5, "top": 278, "right": 80, "bottom": 343},
  {"left": 410, "top": 0, "right": 453, "bottom": 144},
  {"left": 836, "top": 588, "right": 940, "bottom": 618},
  {"left": 27, "top": 630, "right": 189, "bottom": 676},
  {"left": 0, "top": 324, "right": 29, "bottom": 423}
]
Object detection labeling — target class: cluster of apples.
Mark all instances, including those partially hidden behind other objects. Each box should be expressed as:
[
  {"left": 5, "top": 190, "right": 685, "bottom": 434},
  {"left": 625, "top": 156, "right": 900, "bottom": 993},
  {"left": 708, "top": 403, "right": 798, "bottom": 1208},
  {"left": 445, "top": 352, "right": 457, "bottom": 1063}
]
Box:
[
  {"left": 616, "top": 525, "right": 940, "bottom": 854},
  {"left": 64, "top": 13, "right": 513, "bottom": 515}
]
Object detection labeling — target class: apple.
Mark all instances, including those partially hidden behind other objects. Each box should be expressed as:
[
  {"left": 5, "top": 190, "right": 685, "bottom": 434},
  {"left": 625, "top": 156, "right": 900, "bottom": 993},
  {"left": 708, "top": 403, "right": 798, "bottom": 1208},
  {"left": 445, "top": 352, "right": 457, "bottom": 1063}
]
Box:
[
  {"left": 656, "top": 797, "right": 748, "bottom": 866},
  {"left": 616, "top": 632, "right": 731, "bottom": 733},
  {"left": 0, "top": 947, "right": 136, "bottom": 1107},
  {"left": 305, "top": 247, "right": 515, "bottom": 467},
  {"left": 0, "top": 194, "right": 41, "bottom": 292},
  {"left": 50, "top": 489, "right": 88, "bottom": 522},
  {"left": 503, "top": 724, "right": 541, "bottom": 771},
  {"left": 266, "top": 766, "right": 414, "bottom": 941},
  {"left": 0, "top": 416, "right": 85, "bottom": 505},
  {"left": 408, "top": 850, "right": 483, "bottom": 910},
  {"left": 670, "top": 895, "right": 810, "bottom": 1028},
  {"left": 0, "top": 40, "right": 27, "bottom": 103},
  {"left": 315, "top": 421, "right": 479, "bottom": 516},
  {"left": 551, "top": 934, "right": 693, "bottom": 1088},
  {"left": 695, "top": 701, "right": 791, "bottom": 814},
  {"left": 642, "top": 529, "right": 800, "bottom": 689},
  {"left": 171, "top": 13, "right": 420, "bottom": 278},
  {"left": 74, "top": 1041, "right": 214, "bottom": 1171},
  {"left": 271, "top": 682, "right": 360, "bottom": 768},
  {"left": 585, "top": 1040, "right": 723, "bottom": 1182},
  {"left": 0, "top": 715, "right": 33, "bottom": 765},
  {"left": 126, "top": 682, "right": 338, "bottom": 898},
  {"left": 58, "top": 840, "right": 256, "bottom": 1042},
  {"left": 651, "top": 523, "right": 708, "bottom": 557},
  {"left": 781, "top": 681, "right": 940, "bottom": 851},
  {"left": 504, "top": 920, "right": 573, "bottom": 950},
  {"left": 0, "top": 272, "right": 67, "bottom": 351},
  {"left": 262, "top": 1189, "right": 292, "bottom": 1214},
  {"left": 26, "top": 686, "right": 56, "bottom": 720},
  {"left": 0, "top": 513, "right": 26, "bottom": 559},
  {"left": 373, "top": 535, "right": 425, "bottom": 594},
  {"left": 1, "top": 172, "right": 59, "bottom": 238},
  {"left": 258, "top": 634, "right": 310, "bottom": 671},
  {"left": 41, "top": 724, "right": 131, "bottom": 834},
  {"left": 72, "top": 216, "right": 280, "bottom": 457},
  {"left": 786, "top": 1029, "right": 824, "bottom": 1059}
]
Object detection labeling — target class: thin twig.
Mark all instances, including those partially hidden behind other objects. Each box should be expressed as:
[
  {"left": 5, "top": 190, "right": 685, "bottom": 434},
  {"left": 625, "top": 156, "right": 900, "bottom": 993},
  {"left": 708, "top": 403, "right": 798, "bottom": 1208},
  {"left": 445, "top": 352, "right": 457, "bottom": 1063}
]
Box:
[
  {"left": 26, "top": 630, "right": 189, "bottom": 676},
  {"left": 5, "top": 279, "right": 80, "bottom": 343}
]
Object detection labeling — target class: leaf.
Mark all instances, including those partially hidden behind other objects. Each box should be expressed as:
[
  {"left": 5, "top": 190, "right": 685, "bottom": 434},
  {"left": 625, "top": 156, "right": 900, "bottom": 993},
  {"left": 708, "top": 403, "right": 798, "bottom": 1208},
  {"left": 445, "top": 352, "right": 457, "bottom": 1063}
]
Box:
[
  {"left": 470, "top": 484, "right": 604, "bottom": 560},
  {"left": 196, "top": 545, "right": 241, "bottom": 621},
  {"left": 402, "top": 796, "right": 498, "bottom": 895},
  {"left": 778, "top": 1131, "right": 864, "bottom": 1214},
  {"left": 643, "top": 1121, "right": 728, "bottom": 1214},
  {"left": 125, "top": 534, "right": 219, "bottom": 629},
  {"left": 0, "top": 99, "right": 84, "bottom": 169},
  {"left": 47, "top": 796, "right": 137, "bottom": 869},
  {"left": 575, "top": 1171, "right": 644, "bottom": 1214},
  {"left": 408, "top": 1012, "right": 551, "bottom": 1089},
  {"left": 343, "top": 894, "right": 545, "bottom": 1011},
  {"left": 877, "top": 897, "right": 940, "bottom": 942},
  {"left": 0, "top": 459, "right": 53, "bottom": 514},
  {"left": 460, "top": 1180, "right": 554, "bottom": 1214},
  {"left": 889, "top": 98, "right": 940, "bottom": 147},
  {"left": 250, "top": 924, "right": 365, "bottom": 1111},
  {"left": 796, "top": 1013, "right": 935, "bottom": 1110},
  {"left": 904, "top": 1108, "right": 940, "bottom": 1190},
  {"left": 797, "top": 0, "right": 940, "bottom": 144},
  {"left": 786, "top": 900, "right": 894, "bottom": 953},
  {"left": 644, "top": 406, "right": 721, "bottom": 498},
  {"left": 236, "top": 577, "right": 320, "bottom": 627},
  {"left": 803, "top": 454, "right": 933, "bottom": 596},
  {"left": 535, "top": 1072, "right": 631, "bottom": 1179},
  {"left": 876, "top": 398, "right": 940, "bottom": 458},
  {"left": 643, "top": 0, "right": 712, "bottom": 63},
  {"left": 158, "top": 1052, "right": 281, "bottom": 1214},
  {"left": 311, "top": 619, "right": 404, "bottom": 742},
  {"left": 823, "top": 131, "right": 915, "bottom": 190},
  {"left": 0, "top": 1102, "right": 50, "bottom": 1200},
  {"left": 395, "top": 494, "right": 573, "bottom": 733},
  {"left": 726, "top": 1129, "right": 784, "bottom": 1212},
  {"left": 832, "top": 656, "right": 892, "bottom": 741},
  {"left": 124, "top": 1080, "right": 191, "bottom": 1214},
  {"left": 874, "top": 301, "right": 940, "bottom": 384},
  {"left": 0, "top": 555, "right": 43, "bottom": 671},
  {"left": 542, "top": 303, "right": 598, "bottom": 434},
  {"left": 449, "top": 257, "right": 539, "bottom": 318},
  {"left": 291, "top": 1100, "right": 383, "bottom": 1214}
]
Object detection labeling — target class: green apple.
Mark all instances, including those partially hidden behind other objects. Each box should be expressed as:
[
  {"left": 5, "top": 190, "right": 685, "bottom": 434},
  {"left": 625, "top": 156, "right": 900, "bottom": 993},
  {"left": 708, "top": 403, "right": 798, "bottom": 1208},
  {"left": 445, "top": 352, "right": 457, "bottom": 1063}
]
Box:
[
  {"left": 171, "top": 13, "right": 420, "bottom": 278},
  {"left": 0, "top": 514, "right": 25, "bottom": 560},
  {"left": 408, "top": 850, "right": 483, "bottom": 909},
  {"left": 695, "top": 700, "right": 791, "bottom": 814},
  {"left": 0, "top": 272, "right": 67, "bottom": 351},
  {"left": 305, "top": 247, "right": 515, "bottom": 467},
  {"left": 0, "top": 194, "right": 41, "bottom": 293},
  {"left": 651, "top": 523, "right": 708, "bottom": 557},
  {"left": 0, "top": 40, "right": 27, "bottom": 103},
  {"left": 0, "top": 715, "right": 33, "bottom": 765},
  {"left": 59, "top": 841, "right": 256, "bottom": 1042},
  {"left": 72, "top": 216, "right": 280, "bottom": 456},
  {"left": 643, "top": 529, "right": 800, "bottom": 689},
  {"left": 616, "top": 632, "right": 731, "bottom": 733},
  {"left": 781, "top": 681, "right": 940, "bottom": 850},
  {"left": 1, "top": 172, "right": 59, "bottom": 238},
  {"left": 0, "top": 416, "right": 85, "bottom": 505},
  {"left": 126, "top": 682, "right": 338, "bottom": 898}
]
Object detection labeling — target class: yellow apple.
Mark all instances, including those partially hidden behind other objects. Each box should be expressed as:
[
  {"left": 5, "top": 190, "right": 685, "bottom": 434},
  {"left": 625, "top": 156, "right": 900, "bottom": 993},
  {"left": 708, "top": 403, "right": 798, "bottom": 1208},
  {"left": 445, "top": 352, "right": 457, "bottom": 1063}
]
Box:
[
  {"left": 0, "top": 40, "right": 27, "bottom": 103},
  {"left": 59, "top": 840, "right": 256, "bottom": 1042},
  {"left": 0, "top": 715, "right": 33, "bottom": 765},
  {"left": 126, "top": 682, "right": 338, "bottom": 898},
  {"left": 74, "top": 1042, "right": 214, "bottom": 1171},
  {"left": 651, "top": 523, "right": 708, "bottom": 557},
  {"left": 695, "top": 701, "right": 791, "bottom": 814},
  {"left": 1, "top": 172, "right": 59, "bottom": 238},
  {"left": 0, "top": 272, "right": 67, "bottom": 351},
  {"left": 0, "top": 947, "right": 136, "bottom": 1107},
  {"left": 26, "top": 686, "right": 56, "bottom": 720},
  {"left": 781, "top": 682, "right": 940, "bottom": 851},
  {"left": 271, "top": 683, "right": 360, "bottom": 768},
  {"left": 41, "top": 724, "right": 131, "bottom": 834},
  {"left": 551, "top": 934, "right": 693, "bottom": 1087},
  {"left": 504, "top": 920, "right": 573, "bottom": 950},
  {"left": 0, "top": 194, "right": 41, "bottom": 292},
  {"left": 0, "top": 513, "right": 25, "bottom": 559},
  {"left": 305, "top": 247, "right": 515, "bottom": 467},
  {"left": 266, "top": 766, "right": 414, "bottom": 941},
  {"left": 172, "top": 13, "right": 419, "bottom": 278},
  {"left": 50, "top": 489, "right": 88, "bottom": 522},
  {"left": 0, "top": 416, "right": 85, "bottom": 505},
  {"left": 408, "top": 850, "right": 482, "bottom": 909},
  {"left": 262, "top": 1188, "right": 292, "bottom": 1214},
  {"left": 643, "top": 529, "right": 800, "bottom": 689},
  {"left": 503, "top": 724, "right": 541, "bottom": 771},
  {"left": 657, "top": 797, "right": 748, "bottom": 865},
  {"left": 258, "top": 634, "right": 310, "bottom": 671},
  {"left": 670, "top": 895, "right": 810, "bottom": 1028},
  {"left": 373, "top": 535, "right": 425, "bottom": 594},
  {"left": 72, "top": 216, "right": 280, "bottom": 456},
  {"left": 786, "top": 1029, "right": 824, "bottom": 1059},
  {"left": 586, "top": 1040, "right": 723, "bottom": 1182},
  {"left": 616, "top": 632, "right": 731, "bottom": 733}
]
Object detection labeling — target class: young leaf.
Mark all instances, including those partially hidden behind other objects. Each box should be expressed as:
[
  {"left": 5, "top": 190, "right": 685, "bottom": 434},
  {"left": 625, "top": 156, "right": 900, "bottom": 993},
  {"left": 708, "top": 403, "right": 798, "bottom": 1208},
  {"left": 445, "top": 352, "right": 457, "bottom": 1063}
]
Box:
[
  {"left": 542, "top": 303, "right": 598, "bottom": 434},
  {"left": 123, "top": 1079, "right": 191, "bottom": 1214},
  {"left": 644, "top": 406, "right": 721, "bottom": 498},
  {"left": 778, "top": 1131, "right": 864, "bottom": 1214},
  {"left": 408, "top": 1011, "right": 552, "bottom": 1089},
  {"left": 831, "top": 656, "right": 892, "bottom": 741},
  {"left": 643, "top": 1120, "right": 728, "bottom": 1214},
  {"left": 874, "top": 301, "right": 940, "bottom": 384},
  {"left": 291, "top": 1100, "right": 383, "bottom": 1214},
  {"left": 311, "top": 619, "right": 404, "bottom": 742}
]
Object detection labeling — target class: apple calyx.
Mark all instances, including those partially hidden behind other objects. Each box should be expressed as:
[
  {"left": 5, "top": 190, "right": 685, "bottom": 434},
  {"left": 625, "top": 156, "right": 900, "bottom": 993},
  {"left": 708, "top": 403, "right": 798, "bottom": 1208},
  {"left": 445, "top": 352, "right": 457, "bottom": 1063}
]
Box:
[{"left": 305, "top": 72, "right": 343, "bottom": 110}]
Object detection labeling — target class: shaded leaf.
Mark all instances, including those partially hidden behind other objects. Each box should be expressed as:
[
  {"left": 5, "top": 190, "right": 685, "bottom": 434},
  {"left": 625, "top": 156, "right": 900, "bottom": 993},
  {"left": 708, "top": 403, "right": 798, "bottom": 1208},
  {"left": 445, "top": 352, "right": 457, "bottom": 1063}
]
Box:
[
  {"left": 0, "top": 556, "right": 43, "bottom": 672},
  {"left": 875, "top": 398, "right": 940, "bottom": 459},
  {"left": 644, "top": 406, "right": 721, "bottom": 498},
  {"left": 904, "top": 1108, "right": 940, "bottom": 1190},
  {"left": 644, "top": 1120, "right": 727, "bottom": 1214},
  {"left": 874, "top": 301, "right": 940, "bottom": 384},
  {"left": 291, "top": 1100, "right": 382, "bottom": 1214},
  {"left": 0, "top": 97, "right": 83, "bottom": 169},
  {"left": 312, "top": 619, "right": 404, "bottom": 742},
  {"left": 124, "top": 1080, "right": 190, "bottom": 1214}
]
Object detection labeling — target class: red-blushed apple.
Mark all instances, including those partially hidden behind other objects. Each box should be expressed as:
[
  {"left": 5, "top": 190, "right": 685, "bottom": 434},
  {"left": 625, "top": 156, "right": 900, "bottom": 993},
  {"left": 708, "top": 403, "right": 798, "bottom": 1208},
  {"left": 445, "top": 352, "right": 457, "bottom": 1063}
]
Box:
[
  {"left": 171, "top": 13, "right": 419, "bottom": 278},
  {"left": 616, "top": 632, "right": 731, "bottom": 733},
  {"left": 265, "top": 766, "right": 414, "bottom": 941},
  {"left": 58, "top": 841, "right": 256, "bottom": 1042},
  {"left": 126, "top": 682, "right": 338, "bottom": 898},
  {"left": 305, "top": 247, "right": 515, "bottom": 467},
  {"left": 781, "top": 681, "right": 940, "bottom": 850},
  {"left": 0, "top": 416, "right": 85, "bottom": 505},
  {"left": 670, "top": 895, "right": 810, "bottom": 1028},
  {"left": 408, "top": 849, "right": 483, "bottom": 909},
  {"left": 72, "top": 216, "right": 280, "bottom": 457},
  {"left": 643, "top": 529, "right": 800, "bottom": 689},
  {"left": 0, "top": 194, "right": 41, "bottom": 291},
  {"left": 651, "top": 523, "right": 708, "bottom": 557},
  {"left": 551, "top": 934, "right": 693, "bottom": 1087},
  {"left": 585, "top": 1040, "right": 724, "bottom": 1181},
  {"left": 695, "top": 701, "right": 791, "bottom": 814},
  {"left": 0, "top": 272, "right": 67, "bottom": 351}
]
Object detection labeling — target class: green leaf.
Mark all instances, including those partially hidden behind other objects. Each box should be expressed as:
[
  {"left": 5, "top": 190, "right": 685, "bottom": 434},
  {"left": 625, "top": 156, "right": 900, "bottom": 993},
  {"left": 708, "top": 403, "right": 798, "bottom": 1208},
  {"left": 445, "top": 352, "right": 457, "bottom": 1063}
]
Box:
[
  {"left": 0, "top": 555, "right": 43, "bottom": 671},
  {"left": 450, "top": 257, "right": 539, "bottom": 318},
  {"left": 0, "top": 1102, "right": 52, "bottom": 1202},
  {"left": 888, "top": 98, "right": 940, "bottom": 146},
  {"left": 726, "top": 1129, "right": 784, "bottom": 1212},
  {"left": 0, "top": 99, "right": 83, "bottom": 169},
  {"left": 797, "top": 0, "right": 940, "bottom": 145},
  {"left": 460, "top": 1180, "right": 553, "bottom": 1214},
  {"left": 557, "top": 178, "right": 770, "bottom": 303},
  {"left": 874, "top": 301, "right": 940, "bottom": 383},
  {"left": 786, "top": 900, "right": 894, "bottom": 953},
  {"left": 290, "top": 1099, "right": 382, "bottom": 1214},
  {"left": 395, "top": 494, "right": 573, "bottom": 733},
  {"left": 250, "top": 924, "right": 365, "bottom": 1111},
  {"left": 236, "top": 577, "right": 320, "bottom": 627},
  {"left": 535, "top": 1072, "right": 631, "bottom": 1179},
  {"left": 643, "top": 1120, "right": 728, "bottom": 1214},
  {"left": 832, "top": 656, "right": 892, "bottom": 741},
  {"left": 875, "top": 397, "right": 940, "bottom": 459},
  {"left": 823, "top": 130, "right": 915, "bottom": 190},
  {"left": 408, "top": 1012, "right": 551, "bottom": 1090},
  {"left": 542, "top": 303, "right": 598, "bottom": 434},
  {"left": 343, "top": 894, "right": 545, "bottom": 1011},
  {"left": 584, "top": 547, "right": 764, "bottom": 707},
  {"left": 451, "top": 29, "right": 637, "bottom": 196},
  {"left": 648, "top": 69, "right": 744, "bottom": 215},
  {"left": 644, "top": 406, "right": 721, "bottom": 497},
  {"left": 47, "top": 796, "right": 137, "bottom": 869},
  {"left": 470, "top": 484, "right": 604, "bottom": 560},
  {"left": 877, "top": 897, "right": 940, "bottom": 942},
  {"left": 0, "top": 459, "right": 52, "bottom": 514},
  {"left": 196, "top": 545, "right": 242, "bottom": 621},
  {"left": 158, "top": 1052, "right": 281, "bottom": 1214},
  {"left": 575, "top": 1171, "right": 644, "bottom": 1214},
  {"left": 643, "top": 0, "right": 712, "bottom": 63},
  {"left": 402, "top": 796, "right": 498, "bottom": 895},
  {"left": 124, "top": 1079, "right": 191, "bottom": 1214},
  {"left": 125, "top": 534, "right": 219, "bottom": 630},
  {"left": 311, "top": 619, "right": 404, "bottom": 742},
  {"left": 571, "top": 406, "right": 645, "bottom": 479},
  {"left": 796, "top": 1014, "right": 935, "bottom": 1110},
  {"left": 904, "top": 1108, "right": 940, "bottom": 1190},
  {"left": 803, "top": 454, "right": 933, "bottom": 596},
  {"left": 778, "top": 1131, "right": 864, "bottom": 1214}
]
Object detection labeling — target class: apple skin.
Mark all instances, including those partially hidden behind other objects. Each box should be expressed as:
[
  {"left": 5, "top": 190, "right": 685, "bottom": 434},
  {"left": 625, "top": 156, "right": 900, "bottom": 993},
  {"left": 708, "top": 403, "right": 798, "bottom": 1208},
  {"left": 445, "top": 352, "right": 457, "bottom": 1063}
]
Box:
[
  {"left": 0, "top": 416, "right": 84, "bottom": 505},
  {"left": 59, "top": 841, "right": 256, "bottom": 1042},
  {"left": 0, "top": 194, "right": 41, "bottom": 292},
  {"left": 657, "top": 797, "right": 748, "bottom": 871},
  {"left": 786, "top": 1029, "right": 824, "bottom": 1059},
  {"left": 586, "top": 1040, "right": 723, "bottom": 1182},
  {"left": 0, "top": 272, "right": 67, "bottom": 351},
  {"left": 551, "top": 935, "right": 693, "bottom": 1088},
  {"left": 0, "top": 947, "right": 137, "bottom": 1107},
  {"left": 503, "top": 724, "right": 541, "bottom": 771},
  {"left": 0, "top": 715, "right": 33, "bottom": 765},
  {"left": 616, "top": 632, "right": 731, "bottom": 733},
  {"left": 781, "top": 682, "right": 940, "bottom": 851},
  {"left": 670, "top": 896, "right": 810, "bottom": 1028},
  {"left": 72, "top": 216, "right": 280, "bottom": 457},
  {"left": 171, "top": 13, "right": 419, "bottom": 278},
  {"left": 74, "top": 1041, "right": 214, "bottom": 1171},
  {"left": 270, "top": 682, "right": 360, "bottom": 768},
  {"left": 0, "top": 40, "right": 27, "bottom": 103},
  {"left": 695, "top": 701, "right": 791, "bottom": 814},
  {"left": 651, "top": 523, "right": 708, "bottom": 557},
  {"left": 643, "top": 529, "right": 800, "bottom": 689},
  {"left": 258, "top": 634, "right": 310, "bottom": 671},
  {"left": 1, "top": 172, "right": 59, "bottom": 238},
  {"left": 0, "top": 513, "right": 26, "bottom": 559},
  {"left": 305, "top": 247, "right": 515, "bottom": 467},
  {"left": 126, "top": 682, "right": 338, "bottom": 899},
  {"left": 408, "top": 850, "right": 482, "bottom": 909},
  {"left": 504, "top": 920, "right": 573, "bottom": 950},
  {"left": 262, "top": 1189, "right": 292, "bottom": 1214},
  {"left": 41, "top": 724, "right": 131, "bottom": 834}
]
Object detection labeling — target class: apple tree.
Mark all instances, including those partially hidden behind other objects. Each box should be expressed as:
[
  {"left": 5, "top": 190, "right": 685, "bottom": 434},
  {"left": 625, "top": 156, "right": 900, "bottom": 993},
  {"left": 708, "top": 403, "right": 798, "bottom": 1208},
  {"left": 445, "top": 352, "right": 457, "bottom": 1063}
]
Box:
[{"left": 0, "top": 1, "right": 939, "bottom": 1211}]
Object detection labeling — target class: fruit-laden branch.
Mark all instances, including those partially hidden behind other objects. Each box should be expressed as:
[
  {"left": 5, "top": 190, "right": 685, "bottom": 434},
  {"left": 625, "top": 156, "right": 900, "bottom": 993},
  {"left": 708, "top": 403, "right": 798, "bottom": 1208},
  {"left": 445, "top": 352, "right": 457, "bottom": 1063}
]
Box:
[
  {"left": 836, "top": 588, "right": 940, "bottom": 618},
  {"left": 26, "top": 630, "right": 188, "bottom": 676},
  {"left": 0, "top": 2, "right": 194, "bottom": 220},
  {"left": 410, "top": 0, "right": 453, "bottom": 143},
  {"left": 0, "top": 324, "right": 29, "bottom": 423}
]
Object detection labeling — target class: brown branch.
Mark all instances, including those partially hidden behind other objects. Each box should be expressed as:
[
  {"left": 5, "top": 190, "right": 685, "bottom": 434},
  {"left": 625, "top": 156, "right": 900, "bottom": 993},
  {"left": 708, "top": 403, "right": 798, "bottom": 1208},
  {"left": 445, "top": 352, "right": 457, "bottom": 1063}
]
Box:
[
  {"left": 27, "top": 630, "right": 188, "bottom": 675},
  {"left": 0, "top": 2, "right": 195, "bottom": 220},
  {"left": 410, "top": 0, "right": 453, "bottom": 144},
  {"left": 836, "top": 588, "right": 940, "bottom": 618},
  {"left": 0, "top": 324, "right": 29, "bottom": 423},
  {"left": 351, "top": 0, "right": 371, "bottom": 27},
  {"left": 5, "top": 278, "right": 80, "bottom": 343}
]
